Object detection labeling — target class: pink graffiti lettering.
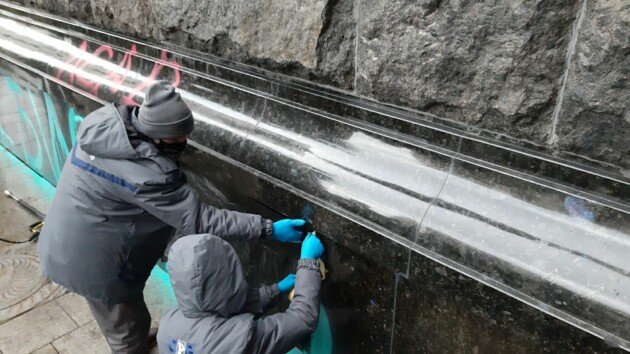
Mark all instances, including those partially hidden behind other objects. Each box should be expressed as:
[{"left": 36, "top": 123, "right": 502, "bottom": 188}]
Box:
[{"left": 55, "top": 40, "right": 181, "bottom": 105}]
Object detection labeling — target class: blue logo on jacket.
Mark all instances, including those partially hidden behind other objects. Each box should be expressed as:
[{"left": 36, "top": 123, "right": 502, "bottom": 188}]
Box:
[{"left": 169, "top": 339, "right": 195, "bottom": 354}]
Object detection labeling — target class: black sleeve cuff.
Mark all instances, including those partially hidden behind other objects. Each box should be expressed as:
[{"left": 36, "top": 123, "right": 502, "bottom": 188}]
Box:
[
  {"left": 261, "top": 219, "right": 274, "bottom": 240},
  {"left": 298, "top": 258, "right": 320, "bottom": 271},
  {"left": 268, "top": 283, "right": 281, "bottom": 297}
]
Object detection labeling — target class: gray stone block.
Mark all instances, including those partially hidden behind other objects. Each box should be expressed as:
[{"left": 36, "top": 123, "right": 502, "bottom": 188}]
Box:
[
  {"left": 27, "top": 0, "right": 92, "bottom": 21},
  {"left": 553, "top": 0, "right": 630, "bottom": 169},
  {"left": 10, "top": 0, "right": 356, "bottom": 88},
  {"left": 355, "top": 0, "right": 578, "bottom": 144}
]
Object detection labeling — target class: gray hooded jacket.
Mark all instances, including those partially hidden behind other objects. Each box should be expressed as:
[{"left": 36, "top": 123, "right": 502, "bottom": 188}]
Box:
[
  {"left": 38, "top": 104, "right": 268, "bottom": 303},
  {"left": 157, "top": 234, "right": 321, "bottom": 354}
]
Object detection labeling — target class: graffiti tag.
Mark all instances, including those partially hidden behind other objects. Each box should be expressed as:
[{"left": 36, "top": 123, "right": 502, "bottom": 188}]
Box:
[
  {"left": 55, "top": 39, "right": 181, "bottom": 105},
  {"left": 1, "top": 75, "right": 83, "bottom": 183}
]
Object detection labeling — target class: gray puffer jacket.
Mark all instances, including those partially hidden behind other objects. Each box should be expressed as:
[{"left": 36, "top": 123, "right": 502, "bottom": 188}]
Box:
[
  {"left": 38, "top": 104, "right": 268, "bottom": 304},
  {"left": 157, "top": 234, "right": 321, "bottom": 354}
]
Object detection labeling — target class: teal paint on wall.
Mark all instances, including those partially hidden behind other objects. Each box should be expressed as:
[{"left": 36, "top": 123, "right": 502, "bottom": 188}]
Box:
[{"left": 0, "top": 75, "right": 84, "bottom": 185}]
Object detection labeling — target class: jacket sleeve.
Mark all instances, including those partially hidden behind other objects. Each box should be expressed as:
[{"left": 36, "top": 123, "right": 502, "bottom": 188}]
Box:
[
  {"left": 244, "top": 285, "right": 281, "bottom": 314},
  {"left": 132, "top": 172, "right": 266, "bottom": 241},
  {"left": 248, "top": 259, "right": 321, "bottom": 354},
  {"left": 258, "top": 284, "right": 281, "bottom": 311}
]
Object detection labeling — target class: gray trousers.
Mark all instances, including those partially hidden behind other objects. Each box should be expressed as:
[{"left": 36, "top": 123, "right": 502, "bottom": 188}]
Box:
[{"left": 86, "top": 296, "right": 151, "bottom": 354}]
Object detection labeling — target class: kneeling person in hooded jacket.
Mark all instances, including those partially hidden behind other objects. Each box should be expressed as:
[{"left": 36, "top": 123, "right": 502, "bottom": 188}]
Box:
[
  {"left": 38, "top": 80, "right": 308, "bottom": 353},
  {"left": 157, "top": 233, "right": 325, "bottom": 354}
]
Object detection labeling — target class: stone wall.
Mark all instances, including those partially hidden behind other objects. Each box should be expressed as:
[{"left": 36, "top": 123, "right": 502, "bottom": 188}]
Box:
[
  {"left": 2, "top": 2, "right": 628, "bottom": 351},
  {"left": 15, "top": 0, "right": 630, "bottom": 170}
]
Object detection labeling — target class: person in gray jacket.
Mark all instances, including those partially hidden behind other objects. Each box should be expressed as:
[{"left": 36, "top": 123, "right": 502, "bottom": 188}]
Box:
[
  {"left": 157, "top": 232, "right": 324, "bottom": 354},
  {"left": 37, "top": 81, "right": 307, "bottom": 353}
]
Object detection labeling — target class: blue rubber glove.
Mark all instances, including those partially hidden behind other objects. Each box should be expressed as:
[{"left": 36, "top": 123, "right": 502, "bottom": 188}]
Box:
[
  {"left": 301, "top": 233, "right": 324, "bottom": 259},
  {"left": 272, "top": 219, "right": 306, "bottom": 242},
  {"left": 277, "top": 274, "right": 296, "bottom": 293}
]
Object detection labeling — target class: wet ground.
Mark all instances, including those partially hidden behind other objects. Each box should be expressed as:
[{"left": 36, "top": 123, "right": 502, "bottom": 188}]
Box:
[{"left": 0, "top": 146, "right": 173, "bottom": 354}]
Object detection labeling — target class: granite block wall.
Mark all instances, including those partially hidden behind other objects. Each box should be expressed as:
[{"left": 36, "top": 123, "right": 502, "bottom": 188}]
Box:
[
  {"left": 0, "top": 1, "right": 627, "bottom": 352},
  {"left": 12, "top": 0, "right": 630, "bottom": 171}
]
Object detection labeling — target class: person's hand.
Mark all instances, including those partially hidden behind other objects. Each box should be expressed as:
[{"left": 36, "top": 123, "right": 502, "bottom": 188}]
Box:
[
  {"left": 301, "top": 233, "right": 324, "bottom": 260},
  {"left": 272, "top": 219, "right": 306, "bottom": 242},
  {"left": 277, "top": 274, "right": 296, "bottom": 293}
]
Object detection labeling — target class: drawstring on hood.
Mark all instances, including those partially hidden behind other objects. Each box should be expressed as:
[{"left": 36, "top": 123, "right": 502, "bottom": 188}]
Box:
[{"left": 168, "top": 234, "right": 249, "bottom": 318}]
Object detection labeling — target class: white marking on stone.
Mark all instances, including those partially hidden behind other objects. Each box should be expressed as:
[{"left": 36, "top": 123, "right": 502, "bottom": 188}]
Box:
[
  {"left": 548, "top": 0, "right": 588, "bottom": 146},
  {"left": 353, "top": 0, "right": 360, "bottom": 92}
]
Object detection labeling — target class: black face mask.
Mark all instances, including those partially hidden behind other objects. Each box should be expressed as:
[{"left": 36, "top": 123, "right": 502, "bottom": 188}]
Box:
[{"left": 155, "top": 140, "right": 187, "bottom": 154}]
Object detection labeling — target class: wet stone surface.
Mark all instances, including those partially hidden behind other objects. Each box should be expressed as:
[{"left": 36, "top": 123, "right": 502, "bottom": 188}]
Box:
[
  {"left": 0, "top": 7, "right": 626, "bottom": 351},
  {"left": 393, "top": 252, "right": 626, "bottom": 353}
]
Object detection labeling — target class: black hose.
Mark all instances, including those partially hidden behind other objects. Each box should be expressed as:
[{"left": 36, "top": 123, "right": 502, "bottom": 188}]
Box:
[
  {"left": 0, "top": 233, "right": 39, "bottom": 244},
  {"left": 2, "top": 190, "right": 45, "bottom": 244}
]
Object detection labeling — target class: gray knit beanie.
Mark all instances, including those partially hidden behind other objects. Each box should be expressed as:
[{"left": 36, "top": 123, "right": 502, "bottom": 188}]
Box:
[{"left": 135, "top": 81, "right": 194, "bottom": 139}]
